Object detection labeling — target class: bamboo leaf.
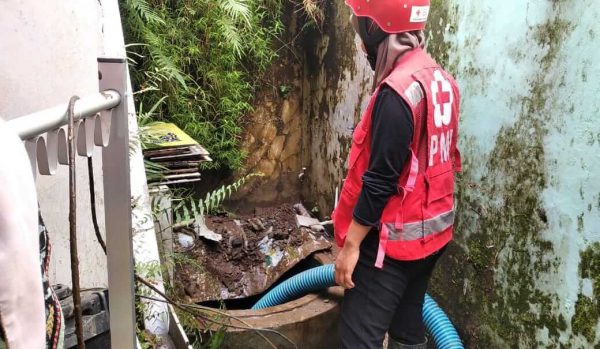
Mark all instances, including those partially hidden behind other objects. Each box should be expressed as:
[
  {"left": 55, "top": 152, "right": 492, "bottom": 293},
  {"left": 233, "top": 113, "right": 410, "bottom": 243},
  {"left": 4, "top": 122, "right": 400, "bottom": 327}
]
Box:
[
  {"left": 218, "top": 0, "right": 251, "bottom": 26},
  {"left": 182, "top": 205, "right": 191, "bottom": 222},
  {"left": 125, "top": 0, "right": 165, "bottom": 25},
  {"left": 174, "top": 209, "right": 182, "bottom": 224}
]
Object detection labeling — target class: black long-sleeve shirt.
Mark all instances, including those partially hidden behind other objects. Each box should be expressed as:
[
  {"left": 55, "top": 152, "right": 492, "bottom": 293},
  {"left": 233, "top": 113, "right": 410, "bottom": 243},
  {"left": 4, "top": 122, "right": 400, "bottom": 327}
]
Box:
[{"left": 352, "top": 85, "right": 414, "bottom": 227}]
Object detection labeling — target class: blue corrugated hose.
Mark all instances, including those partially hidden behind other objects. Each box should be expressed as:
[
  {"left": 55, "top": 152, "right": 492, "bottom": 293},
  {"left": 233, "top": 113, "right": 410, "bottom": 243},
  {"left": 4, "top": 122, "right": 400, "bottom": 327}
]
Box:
[
  {"left": 252, "top": 264, "right": 464, "bottom": 349},
  {"left": 252, "top": 264, "right": 336, "bottom": 310}
]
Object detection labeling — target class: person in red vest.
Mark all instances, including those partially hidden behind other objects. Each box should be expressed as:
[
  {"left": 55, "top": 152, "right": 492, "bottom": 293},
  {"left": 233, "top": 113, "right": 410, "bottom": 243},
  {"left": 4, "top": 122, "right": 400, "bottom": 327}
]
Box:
[{"left": 332, "top": 0, "right": 461, "bottom": 348}]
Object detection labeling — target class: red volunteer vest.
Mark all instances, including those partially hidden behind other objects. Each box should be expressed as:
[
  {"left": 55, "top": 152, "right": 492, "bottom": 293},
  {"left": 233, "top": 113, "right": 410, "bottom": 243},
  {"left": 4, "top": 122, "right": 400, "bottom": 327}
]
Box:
[{"left": 332, "top": 48, "right": 461, "bottom": 267}]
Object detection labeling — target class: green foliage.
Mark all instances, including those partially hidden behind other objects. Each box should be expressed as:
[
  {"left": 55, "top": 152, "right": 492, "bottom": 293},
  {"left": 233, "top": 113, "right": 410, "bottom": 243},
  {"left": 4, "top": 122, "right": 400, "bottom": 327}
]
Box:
[
  {"left": 136, "top": 327, "right": 160, "bottom": 349},
  {"left": 122, "top": 0, "right": 285, "bottom": 170},
  {"left": 175, "top": 307, "right": 227, "bottom": 348},
  {"left": 278, "top": 84, "right": 292, "bottom": 97},
  {"left": 143, "top": 159, "right": 168, "bottom": 183},
  {"left": 173, "top": 173, "right": 263, "bottom": 224}
]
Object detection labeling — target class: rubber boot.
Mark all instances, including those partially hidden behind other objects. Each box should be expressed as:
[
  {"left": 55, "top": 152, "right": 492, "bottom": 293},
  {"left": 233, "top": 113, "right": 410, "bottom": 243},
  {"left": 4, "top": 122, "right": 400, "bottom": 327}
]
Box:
[{"left": 387, "top": 337, "right": 427, "bottom": 349}]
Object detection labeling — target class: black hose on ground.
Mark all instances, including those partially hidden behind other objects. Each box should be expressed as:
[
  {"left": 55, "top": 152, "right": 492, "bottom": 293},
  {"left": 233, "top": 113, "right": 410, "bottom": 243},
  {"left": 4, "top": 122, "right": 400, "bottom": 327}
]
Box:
[{"left": 87, "top": 156, "right": 106, "bottom": 254}]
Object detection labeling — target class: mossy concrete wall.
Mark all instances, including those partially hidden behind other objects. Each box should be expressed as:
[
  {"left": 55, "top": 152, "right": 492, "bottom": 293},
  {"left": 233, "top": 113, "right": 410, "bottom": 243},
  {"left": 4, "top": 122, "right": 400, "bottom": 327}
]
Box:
[
  {"left": 302, "top": 0, "right": 600, "bottom": 347},
  {"left": 301, "top": 1, "right": 373, "bottom": 214},
  {"left": 426, "top": 0, "right": 600, "bottom": 347}
]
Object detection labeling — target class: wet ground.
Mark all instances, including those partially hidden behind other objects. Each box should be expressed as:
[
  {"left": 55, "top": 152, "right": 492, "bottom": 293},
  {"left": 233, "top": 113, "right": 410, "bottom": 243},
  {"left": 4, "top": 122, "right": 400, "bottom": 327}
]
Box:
[{"left": 174, "top": 203, "right": 332, "bottom": 303}]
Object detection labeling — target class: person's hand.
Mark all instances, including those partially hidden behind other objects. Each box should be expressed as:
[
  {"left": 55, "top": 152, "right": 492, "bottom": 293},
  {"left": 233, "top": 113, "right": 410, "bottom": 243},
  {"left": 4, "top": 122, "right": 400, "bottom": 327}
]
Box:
[{"left": 335, "top": 244, "right": 360, "bottom": 289}]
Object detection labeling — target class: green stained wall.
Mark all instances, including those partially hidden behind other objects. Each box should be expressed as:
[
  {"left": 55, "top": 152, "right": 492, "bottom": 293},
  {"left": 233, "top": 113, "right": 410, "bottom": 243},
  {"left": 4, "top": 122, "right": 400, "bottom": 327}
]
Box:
[
  {"left": 426, "top": 0, "right": 600, "bottom": 347},
  {"left": 303, "top": 0, "right": 600, "bottom": 347}
]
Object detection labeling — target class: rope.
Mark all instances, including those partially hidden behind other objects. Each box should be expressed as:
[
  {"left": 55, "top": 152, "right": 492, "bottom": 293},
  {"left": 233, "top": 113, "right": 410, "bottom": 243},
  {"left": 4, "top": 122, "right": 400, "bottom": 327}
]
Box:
[{"left": 67, "top": 96, "right": 85, "bottom": 349}]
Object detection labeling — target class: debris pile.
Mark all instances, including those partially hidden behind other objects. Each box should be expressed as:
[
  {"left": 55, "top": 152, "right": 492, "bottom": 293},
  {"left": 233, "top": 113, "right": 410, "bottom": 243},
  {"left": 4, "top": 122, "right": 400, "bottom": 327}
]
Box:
[
  {"left": 174, "top": 204, "right": 331, "bottom": 303},
  {"left": 142, "top": 122, "right": 211, "bottom": 186}
]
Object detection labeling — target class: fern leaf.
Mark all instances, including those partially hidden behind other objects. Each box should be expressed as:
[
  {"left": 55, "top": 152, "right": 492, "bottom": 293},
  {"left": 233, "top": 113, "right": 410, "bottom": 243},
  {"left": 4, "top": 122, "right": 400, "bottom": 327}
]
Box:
[
  {"left": 174, "top": 209, "right": 182, "bottom": 224},
  {"left": 182, "top": 205, "right": 191, "bottom": 222},
  {"left": 126, "top": 0, "right": 165, "bottom": 25},
  {"left": 218, "top": 0, "right": 251, "bottom": 26},
  {"left": 190, "top": 199, "right": 199, "bottom": 217},
  {"left": 217, "top": 18, "right": 244, "bottom": 58},
  {"left": 199, "top": 201, "right": 205, "bottom": 217},
  {"left": 204, "top": 197, "right": 211, "bottom": 213},
  {"left": 152, "top": 52, "right": 188, "bottom": 90}
]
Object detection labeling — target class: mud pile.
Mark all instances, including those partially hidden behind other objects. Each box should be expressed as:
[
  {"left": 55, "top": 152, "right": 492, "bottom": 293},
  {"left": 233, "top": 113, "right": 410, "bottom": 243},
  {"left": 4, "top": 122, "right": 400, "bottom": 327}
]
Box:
[{"left": 175, "top": 204, "right": 331, "bottom": 303}]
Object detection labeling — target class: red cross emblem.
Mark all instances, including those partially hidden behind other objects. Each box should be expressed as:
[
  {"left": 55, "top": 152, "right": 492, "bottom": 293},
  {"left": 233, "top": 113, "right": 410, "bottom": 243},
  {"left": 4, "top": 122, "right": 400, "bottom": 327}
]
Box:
[
  {"left": 431, "top": 70, "right": 453, "bottom": 127},
  {"left": 435, "top": 80, "right": 451, "bottom": 116}
]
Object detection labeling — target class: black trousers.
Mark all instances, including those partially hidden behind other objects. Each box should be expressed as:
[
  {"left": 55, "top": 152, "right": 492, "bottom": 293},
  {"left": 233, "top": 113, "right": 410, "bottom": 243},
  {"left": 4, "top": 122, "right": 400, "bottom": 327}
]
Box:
[{"left": 339, "top": 232, "right": 445, "bottom": 349}]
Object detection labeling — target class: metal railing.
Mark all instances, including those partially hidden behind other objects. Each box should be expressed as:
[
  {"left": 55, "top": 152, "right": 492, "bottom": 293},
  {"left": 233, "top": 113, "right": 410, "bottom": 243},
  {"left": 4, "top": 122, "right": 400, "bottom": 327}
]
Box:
[
  {"left": 6, "top": 58, "right": 136, "bottom": 349},
  {"left": 8, "top": 90, "right": 120, "bottom": 140}
]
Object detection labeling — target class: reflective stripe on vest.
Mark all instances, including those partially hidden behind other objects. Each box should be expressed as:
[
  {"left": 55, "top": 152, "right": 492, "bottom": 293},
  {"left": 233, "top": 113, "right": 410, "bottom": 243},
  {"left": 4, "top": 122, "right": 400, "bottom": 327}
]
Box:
[{"left": 384, "top": 209, "right": 454, "bottom": 242}]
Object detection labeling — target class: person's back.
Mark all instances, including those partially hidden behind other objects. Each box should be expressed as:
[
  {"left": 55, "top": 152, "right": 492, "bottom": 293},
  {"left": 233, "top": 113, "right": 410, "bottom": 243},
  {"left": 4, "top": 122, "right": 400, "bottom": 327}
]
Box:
[{"left": 331, "top": 1, "right": 461, "bottom": 348}]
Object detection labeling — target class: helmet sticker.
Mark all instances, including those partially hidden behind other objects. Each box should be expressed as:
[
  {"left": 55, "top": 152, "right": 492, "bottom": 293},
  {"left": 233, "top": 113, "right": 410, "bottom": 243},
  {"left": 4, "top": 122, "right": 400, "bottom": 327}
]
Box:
[{"left": 410, "top": 6, "right": 430, "bottom": 23}]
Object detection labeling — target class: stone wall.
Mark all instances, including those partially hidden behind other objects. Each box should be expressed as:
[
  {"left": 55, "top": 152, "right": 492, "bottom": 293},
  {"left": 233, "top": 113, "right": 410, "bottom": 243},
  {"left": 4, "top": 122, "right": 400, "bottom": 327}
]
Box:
[
  {"left": 233, "top": 6, "right": 307, "bottom": 208},
  {"left": 237, "top": 1, "right": 373, "bottom": 216},
  {"left": 238, "top": 80, "right": 304, "bottom": 206}
]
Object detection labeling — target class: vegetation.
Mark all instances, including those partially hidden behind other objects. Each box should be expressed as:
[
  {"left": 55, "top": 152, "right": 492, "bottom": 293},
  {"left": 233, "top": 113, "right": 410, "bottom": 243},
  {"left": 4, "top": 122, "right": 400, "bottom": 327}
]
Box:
[
  {"left": 135, "top": 173, "right": 266, "bottom": 348},
  {"left": 172, "top": 172, "right": 263, "bottom": 223},
  {"left": 122, "top": 0, "right": 285, "bottom": 170},
  {"left": 126, "top": 1, "right": 324, "bottom": 346}
]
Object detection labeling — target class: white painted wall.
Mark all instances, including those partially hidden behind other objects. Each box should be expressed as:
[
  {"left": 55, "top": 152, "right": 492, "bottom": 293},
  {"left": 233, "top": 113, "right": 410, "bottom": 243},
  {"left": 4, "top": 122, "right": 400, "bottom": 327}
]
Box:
[{"left": 0, "top": 0, "right": 107, "bottom": 287}]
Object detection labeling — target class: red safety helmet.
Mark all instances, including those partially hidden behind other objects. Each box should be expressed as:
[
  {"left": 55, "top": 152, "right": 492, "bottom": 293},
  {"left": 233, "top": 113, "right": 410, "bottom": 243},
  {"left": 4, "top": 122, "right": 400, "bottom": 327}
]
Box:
[{"left": 345, "top": 0, "right": 431, "bottom": 34}]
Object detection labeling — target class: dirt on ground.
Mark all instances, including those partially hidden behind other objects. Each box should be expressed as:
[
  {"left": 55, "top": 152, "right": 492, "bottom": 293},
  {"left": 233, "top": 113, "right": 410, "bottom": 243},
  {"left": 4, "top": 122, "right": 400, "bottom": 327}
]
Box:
[{"left": 174, "top": 203, "right": 331, "bottom": 303}]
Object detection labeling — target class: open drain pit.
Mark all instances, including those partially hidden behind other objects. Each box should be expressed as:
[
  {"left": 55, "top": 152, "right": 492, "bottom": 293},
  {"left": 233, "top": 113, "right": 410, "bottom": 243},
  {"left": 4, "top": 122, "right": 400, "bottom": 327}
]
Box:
[
  {"left": 198, "top": 256, "right": 324, "bottom": 310},
  {"left": 194, "top": 253, "right": 342, "bottom": 349},
  {"left": 171, "top": 203, "right": 342, "bottom": 348},
  {"left": 174, "top": 203, "right": 332, "bottom": 303}
]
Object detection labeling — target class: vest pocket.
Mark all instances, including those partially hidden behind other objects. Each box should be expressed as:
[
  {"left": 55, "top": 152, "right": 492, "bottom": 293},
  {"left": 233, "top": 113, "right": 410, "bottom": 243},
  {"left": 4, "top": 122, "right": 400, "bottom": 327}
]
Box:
[
  {"left": 425, "top": 162, "right": 455, "bottom": 206},
  {"left": 332, "top": 184, "right": 361, "bottom": 247},
  {"left": 348, "top": 126, "right": 367, "bottom": 169}
]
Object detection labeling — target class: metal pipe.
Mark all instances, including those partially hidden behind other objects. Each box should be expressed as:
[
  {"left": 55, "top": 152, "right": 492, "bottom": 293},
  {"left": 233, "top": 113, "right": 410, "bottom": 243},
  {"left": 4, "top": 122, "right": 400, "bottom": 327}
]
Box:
[
  {"left": 7, "top": 90, "right": 121, "bottom": 140},
  {"left": 99, "top": 59, "right": 137, "bottom": 349}
]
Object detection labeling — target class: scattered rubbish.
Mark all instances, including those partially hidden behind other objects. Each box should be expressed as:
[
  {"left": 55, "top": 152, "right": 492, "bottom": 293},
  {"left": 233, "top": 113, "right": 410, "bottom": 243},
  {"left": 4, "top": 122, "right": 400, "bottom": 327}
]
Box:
[
  {"left": 196, "top": 216, "right": 223, "bottom": 242},
  {"left": 142, "top": 122, "right": 211, "bottom": 186},
  {"left": 174, "top": 203, "right": 331, "bottom": 303},
  {"left": 295, "top": 214, "right": 332, "bottom": 232},
  {"left": 258, "top": 235, "right": 285, "bottom": 267},
  {"left": 177, "top": 232, "right": 195, "bottom": 249},
  {"left": 199, "top": 251, "right": 342, "bottom": 349}
]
